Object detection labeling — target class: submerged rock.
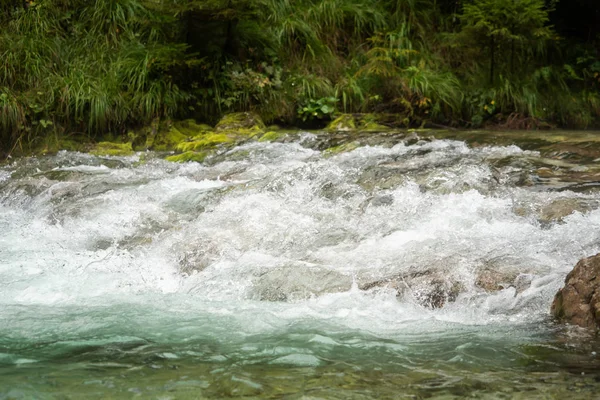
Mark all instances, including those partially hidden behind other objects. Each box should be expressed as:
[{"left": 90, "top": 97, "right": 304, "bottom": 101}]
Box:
[
  {"left": 552, "top": 253, "right": 600, "bottom": 331},
  {"left": 474, "top": 257, "right": 535, "bottom": 294},
  {"left": 513, "top": 197, "right": 598, "bottom": 225},
  {"left": 539, "top": 198, "right": 596, "bottom": 223},
  {"left": 251, "top": 265, "right": 353, "bottom": 302},
  {"left": 360, "top": 269, "right": 463, "bottom": 309}
]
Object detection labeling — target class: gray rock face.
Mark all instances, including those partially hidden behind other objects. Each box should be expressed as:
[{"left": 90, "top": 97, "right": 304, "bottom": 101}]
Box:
[{"left": 552, "top": 253, "right": 600, "bottom": 331}]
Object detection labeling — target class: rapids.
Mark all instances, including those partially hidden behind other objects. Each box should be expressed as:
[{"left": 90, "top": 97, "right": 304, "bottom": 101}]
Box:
[{"left": 1, "top": 130, "right": 600, "bottom": 398}]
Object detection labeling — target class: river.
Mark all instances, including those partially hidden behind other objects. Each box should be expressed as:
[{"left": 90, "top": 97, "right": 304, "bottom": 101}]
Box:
[{"left": 1, "top": 130, "right": 600, "bottom": 398}]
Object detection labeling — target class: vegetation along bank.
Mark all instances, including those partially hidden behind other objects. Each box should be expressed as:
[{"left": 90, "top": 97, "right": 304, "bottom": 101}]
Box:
[{"left": 1, "top": 0, "right": 599, "bottom": 157}]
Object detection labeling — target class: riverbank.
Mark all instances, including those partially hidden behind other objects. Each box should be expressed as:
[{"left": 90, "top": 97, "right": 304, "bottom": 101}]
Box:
[{"left": 6, "top": 112, "right": 600, "bottom": 164}]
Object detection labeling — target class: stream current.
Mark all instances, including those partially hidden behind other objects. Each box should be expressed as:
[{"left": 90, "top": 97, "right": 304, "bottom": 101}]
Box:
[{"left": 2, "top": 130, "right": 600, "bottom": 398}]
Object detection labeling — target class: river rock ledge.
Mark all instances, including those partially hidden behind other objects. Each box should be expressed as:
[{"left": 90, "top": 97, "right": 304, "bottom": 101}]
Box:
[{"left": 551, "top": 253, "right": 600, "bottom": 331}]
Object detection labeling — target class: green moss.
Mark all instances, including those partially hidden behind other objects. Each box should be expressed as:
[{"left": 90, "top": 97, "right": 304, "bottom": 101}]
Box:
[
  {"left": 174, "top": 119, "right": 213, "bottom": 137},
  {"left": 359, "top": 114, "right": 390, "bottom": 131},
  {"left": 362, "top": 122, "right": 389, "bottom": 131},
  {"left": 176, "top": 133, "right": 233, "bottom": 152},
  {"left": 90, "top": 142, "right": 134, "bottom": 156},
  {"left": 150, "top": 126, "right": 189, "bottom": 151},
  {"left": 215, "top": 112, "right": 266, "bottom": 133},
  {"left": 326, "top": 114, "right": 356, "bottom": 132},
  {"left": 165, "top": 151, "right": 210, "bottom": 163},
  {"left": 60, "top": 139, "right": 87, "bottom": 152},
  {"left": 323, "top": 141, "right": 360, "bottom": 156},
  {"left": 258, "top": 131, "right": 286, "bottom": 142}
]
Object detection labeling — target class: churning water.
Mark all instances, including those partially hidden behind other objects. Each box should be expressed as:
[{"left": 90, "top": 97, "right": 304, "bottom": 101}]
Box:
[{"left": 2, "top": 130, "right": 600, "bottom": 398}]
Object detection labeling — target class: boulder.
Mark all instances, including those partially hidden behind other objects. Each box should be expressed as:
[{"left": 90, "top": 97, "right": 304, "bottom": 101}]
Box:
[{"left": 551, "top": 253, "right": 600, "bottom": 331}]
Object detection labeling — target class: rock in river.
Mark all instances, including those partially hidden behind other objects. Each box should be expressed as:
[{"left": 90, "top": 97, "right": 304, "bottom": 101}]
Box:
[
  {"left": 551, "top": 253, "right": 600, "bottom": 331},
  {"left": 360, "top": 268, "right": 463, "bottom": 309}
]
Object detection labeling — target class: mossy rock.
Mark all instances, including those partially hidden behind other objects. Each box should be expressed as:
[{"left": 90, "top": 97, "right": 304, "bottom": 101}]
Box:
[
  {"left": 174, "top": 119, "right": 213, "bottom": 137},
  {"left": 165, "top": 151, "right": 211, "bottom": 163},
  {"left": 323, "top": 141, "right": 360, "bottom": 157},
  {"left": 149, "top": 126, "right": 189, "bottom": 151},
  {"left": 126, "top": 130, "right": 149, "bottom": 151},
  {"left": 358, "top": 114, "right": 390, "bottom": 132},
  {"left": 215, "top": 112, "right": 266, "bottom": 134},
  {"left": 258, "top": 131, "right": 286, "bottom": 142},
  {"left": 176, "top": 133, "right": 234, "bottom": 152},
  {"left": 326, "top": 114, "right": 356, "bottom": 132},
  {"left": 90, "top": 142, "right": 134, "bottom": 156}
]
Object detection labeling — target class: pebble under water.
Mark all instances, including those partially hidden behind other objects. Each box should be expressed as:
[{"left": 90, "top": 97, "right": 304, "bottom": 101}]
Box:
[{"left": 2, "top": 130, "right": 600, "bottom": 399}]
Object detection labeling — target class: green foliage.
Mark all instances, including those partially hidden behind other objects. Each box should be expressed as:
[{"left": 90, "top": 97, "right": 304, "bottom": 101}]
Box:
[
  {"left": 297, "top": 97, "right": 338, "bottom": 122},
  {"left": 459, "top": 0, "right": 553, "bottom": 83},
  {"left": 0, "top": 0, "right": 599, "bottom": 153},
  {"left": 0, "top": 0, "right": 189, "bottom": 150}
]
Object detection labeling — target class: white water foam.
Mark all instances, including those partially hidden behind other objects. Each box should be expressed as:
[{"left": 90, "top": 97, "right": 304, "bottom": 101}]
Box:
[{"left": 1, "top": 139, "right": 599, "bottom": 338}]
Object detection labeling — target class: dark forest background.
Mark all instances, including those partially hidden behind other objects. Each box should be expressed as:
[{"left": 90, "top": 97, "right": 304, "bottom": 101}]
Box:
[{"left": 1, "top": 0, "right": 599, "bottom": 150}]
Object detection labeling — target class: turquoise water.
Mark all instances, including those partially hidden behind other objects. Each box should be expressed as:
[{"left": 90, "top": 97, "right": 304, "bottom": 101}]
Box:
[
  {"left": 2, "top": 132, "right": 600, "bottom": 398},
  {"left": 2, "top": 301, "right": 599, "bottom": 399}
]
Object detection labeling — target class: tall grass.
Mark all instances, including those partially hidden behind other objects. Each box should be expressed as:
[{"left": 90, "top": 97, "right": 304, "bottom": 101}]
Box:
[{"left": 0, "top": 0, "right": 189, "bottom": 149}]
